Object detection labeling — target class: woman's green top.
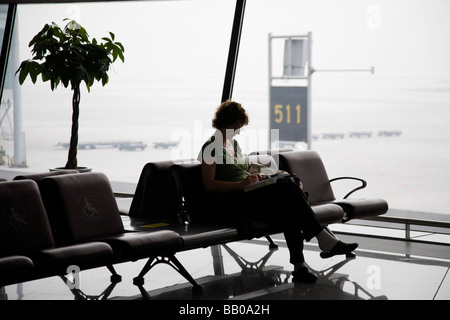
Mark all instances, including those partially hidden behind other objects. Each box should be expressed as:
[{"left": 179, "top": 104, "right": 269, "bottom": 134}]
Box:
[{"left": 198, "top": 136, "right": 249, "bottom": 182}]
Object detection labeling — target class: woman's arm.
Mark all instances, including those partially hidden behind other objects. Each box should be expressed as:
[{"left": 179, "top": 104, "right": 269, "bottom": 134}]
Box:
[{"left": 201, "top": 161, "right": 259, "bottom": 192}]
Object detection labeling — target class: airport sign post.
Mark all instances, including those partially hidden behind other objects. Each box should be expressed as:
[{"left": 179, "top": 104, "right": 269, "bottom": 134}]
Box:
[
  {"left": 268, "top": 32, "right": 313, "bottom": 150},
  {"left": 269, "top": 86, "right": 308, "bottom": 143}
]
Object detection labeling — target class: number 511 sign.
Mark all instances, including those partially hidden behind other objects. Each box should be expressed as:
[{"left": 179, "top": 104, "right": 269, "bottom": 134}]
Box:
[{"left": 270, "top": 86, "right": 308, "bottom": 143}]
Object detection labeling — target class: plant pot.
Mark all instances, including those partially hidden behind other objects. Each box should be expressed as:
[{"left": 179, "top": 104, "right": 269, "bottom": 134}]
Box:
[{"left": 49, "top": 166, "right": 92, "bottom": 173}]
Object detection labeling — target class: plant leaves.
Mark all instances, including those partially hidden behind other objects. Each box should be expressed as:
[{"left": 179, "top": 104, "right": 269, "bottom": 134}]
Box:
[
  {"left": 17, "top": 19, "right": 125, "bottom": 92},
  {"left": 17, "top": 61, "right": 30, "bottom": 85}
]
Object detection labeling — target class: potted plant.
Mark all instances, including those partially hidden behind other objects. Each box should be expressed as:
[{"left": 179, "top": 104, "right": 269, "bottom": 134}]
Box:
[{"left": 16, "top": 19, "right": 125, "bottom": 171}]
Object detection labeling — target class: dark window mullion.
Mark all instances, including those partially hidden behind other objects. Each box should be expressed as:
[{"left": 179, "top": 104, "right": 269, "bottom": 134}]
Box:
[{"left": 221, "top": 0, "right": 246, "bottom": 103}]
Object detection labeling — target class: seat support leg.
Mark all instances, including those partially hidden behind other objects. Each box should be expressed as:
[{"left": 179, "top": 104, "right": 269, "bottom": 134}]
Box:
[
  {"left": 107, "top": 265, "right": 122, "bottom": 283},
  {"left": 133, "top": 256, "right": 156, "bottom": 286},
  {"left": 265, "top": 235, "right": 278, "bottom": 249},
  {"left": 133, "top": 255, "right": 203, "bottom": 293},
  {"left": 168, "top": 255, "right": 204, "bottom": 293},
  {"left": 60, "top": 274, "right": 119, "bottom": 300},
  {"left": 221, "top": 243, "right": 277, "bottom": 272}
]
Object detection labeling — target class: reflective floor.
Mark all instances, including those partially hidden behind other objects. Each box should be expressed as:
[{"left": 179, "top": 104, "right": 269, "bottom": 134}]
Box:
[{"left": 2, "top": 226, "right": 449, "bottom": 302}]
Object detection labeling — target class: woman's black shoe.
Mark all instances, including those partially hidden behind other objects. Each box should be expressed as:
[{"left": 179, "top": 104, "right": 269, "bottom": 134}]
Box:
[
  {"left": 320, "top": 241, "right": 358, "bottom": 259},
  {"left": 292, "top": 267, "right": 318, "bottom": 283}
]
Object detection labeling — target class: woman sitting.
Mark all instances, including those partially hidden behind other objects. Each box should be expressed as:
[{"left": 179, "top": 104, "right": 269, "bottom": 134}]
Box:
[{"left": 198, "top": 100, "right": 358, "bottom": 283}]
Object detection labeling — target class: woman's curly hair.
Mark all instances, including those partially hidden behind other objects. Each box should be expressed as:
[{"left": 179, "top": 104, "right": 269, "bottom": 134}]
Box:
[{"left": 212, "top": 100, "right": 249, "bottom": 129}]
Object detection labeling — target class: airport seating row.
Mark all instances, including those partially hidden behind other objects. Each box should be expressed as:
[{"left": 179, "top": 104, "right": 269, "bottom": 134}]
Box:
[
  {"left": 127, "top": 150, "right": 388, "bottom": 286},
  {"left": 0, "top": 170, "right": 189, "bottom": 291},
  {"left": 0, "top": 150, "right": 388, "bottom": 294}
]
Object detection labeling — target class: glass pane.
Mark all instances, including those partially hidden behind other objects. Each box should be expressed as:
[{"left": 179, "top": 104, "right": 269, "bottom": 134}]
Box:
[
  {"left": 0, "top": 4, "right": 19, "bottom": 168},
  {"left": 234, "top": 0, "right": 450, "bottom": 215},
  {"left": 7, "top": 0, "right": 234, "bottom": 182},
  {"left": 0, "top": 5, "right": 8, "bottom": 53}
]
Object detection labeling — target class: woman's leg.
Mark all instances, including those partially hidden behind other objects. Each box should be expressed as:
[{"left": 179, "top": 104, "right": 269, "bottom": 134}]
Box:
[
  {"left": 283, "top": 229, "right": 305, "bottom": 265},
  {"left": 212, "top": 182, "right": 357, "bottom": 261},
  {"left": 270, "top": 182, "right": 323, "bottom": 241},
  {"left": 249, "top": 182, "right": 358, "bottom": 257},
  {"left": 283, "top": 229, "right": 318, "bottom": 283}
]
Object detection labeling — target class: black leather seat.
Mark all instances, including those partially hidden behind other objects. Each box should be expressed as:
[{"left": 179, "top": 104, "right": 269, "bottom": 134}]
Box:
[
  {"left": 36, "top": 172, "right": 196, "bottom": 287},
  {"left": 170, "top": 160, "right": 347, "bottom": 237},
  {"left": 13, "top": 169, "right": 79, "bottom": 182},
  {"left": 130, "top": 160, "right": 239, "bottom": 249},
  {"left": 278, "top": 150, "right": 388, "bottom": 222},
  {"left": 0, "top": 180, "right": 114, "bottom": 283},
  {"left": 129, "top": 161, "right": 181, "bottom": 223},
  {"left": 170, "top": 162, "right": 283, "bottom": 242},
  {"left": 0, "top": 256, "right": 34, "bottom": 287}
]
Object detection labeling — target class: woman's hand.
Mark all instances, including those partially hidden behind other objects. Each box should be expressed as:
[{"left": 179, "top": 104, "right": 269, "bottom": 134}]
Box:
[{"left": 239, "top": 174, "right": 260, "bottom": 188}]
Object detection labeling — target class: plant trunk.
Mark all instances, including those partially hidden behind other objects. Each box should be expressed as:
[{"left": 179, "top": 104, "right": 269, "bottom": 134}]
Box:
[{"left": 65, "top": 85, "right": 80, "bottom": 169}]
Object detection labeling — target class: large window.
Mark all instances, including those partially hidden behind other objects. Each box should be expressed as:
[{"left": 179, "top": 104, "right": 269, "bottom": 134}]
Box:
[
  {"left": 0, "top": 0, "right": 234, "bottom": 182},
  {"left": 1, "top": 0, "right": 450, "bottom": 217},
  {"left": 233, "top": 0, "right": 450, "bottom": 215}
]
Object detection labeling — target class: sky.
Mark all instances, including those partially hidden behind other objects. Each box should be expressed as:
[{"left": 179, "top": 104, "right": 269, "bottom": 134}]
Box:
[{"left": 15, "top": 0, "right": 450, "bottom": 79}]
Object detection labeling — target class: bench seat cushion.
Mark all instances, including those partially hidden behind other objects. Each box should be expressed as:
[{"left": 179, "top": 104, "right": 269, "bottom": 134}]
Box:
[
  {"left": 27, "top": 242, "right": 114, "bottom": 278},
  {"left": 311, "top": 203, "right": 345, "bottom": 225},
  {"left": 180, "top": 228, "right": 238, "bottom": 250},
  {"left": 0, "top": 255, "right": 34, "bottom": 286},
  {"left": 96, "top": 231, "right": 182, "bottom": 262},
  {"left": 332, "top": 198, "right": 389, "bottom": 221}
]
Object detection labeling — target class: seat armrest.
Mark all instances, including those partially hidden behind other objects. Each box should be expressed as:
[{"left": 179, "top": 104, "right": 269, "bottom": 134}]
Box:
[{"left": 329, "top": 176, "right": 367, "bottom": 199}]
